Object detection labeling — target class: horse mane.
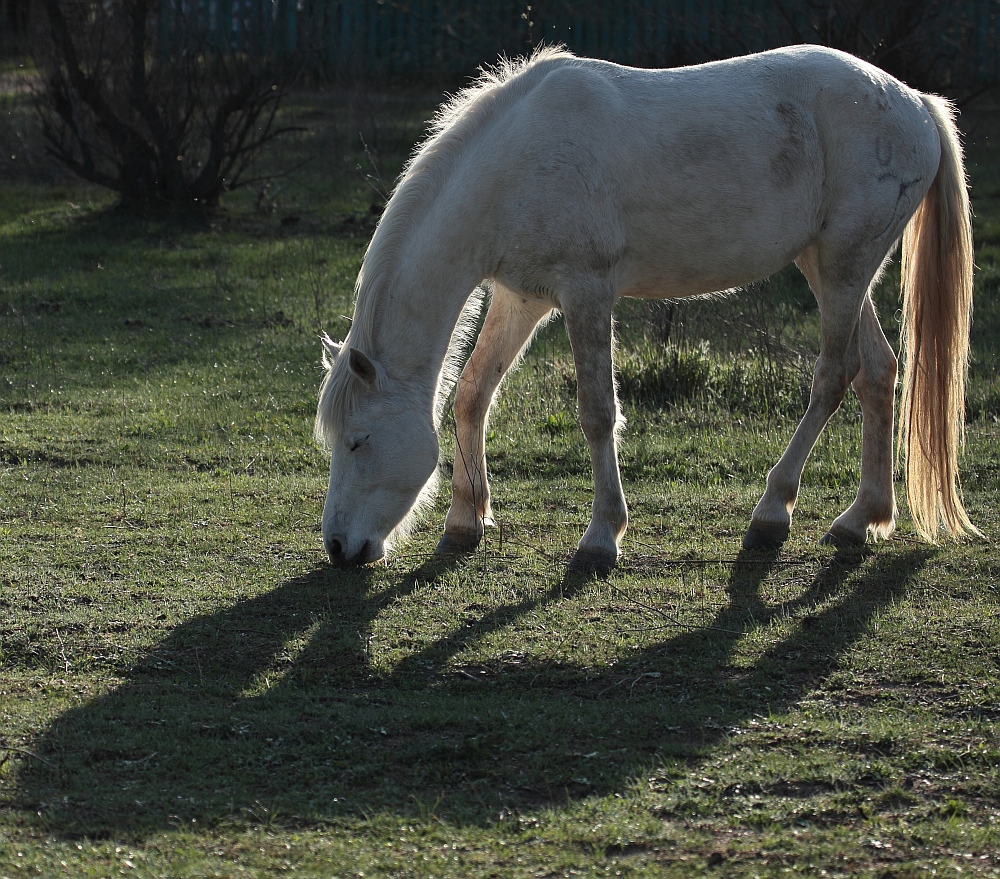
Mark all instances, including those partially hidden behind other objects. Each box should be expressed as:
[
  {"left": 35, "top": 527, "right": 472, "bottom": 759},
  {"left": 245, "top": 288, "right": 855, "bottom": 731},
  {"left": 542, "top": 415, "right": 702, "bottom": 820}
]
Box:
[
  {"left": 316, "top": 46, "right": 574, "bottom": 450},
  {"left": 350, "top": 45, "right": 574, "bottom": 350}
]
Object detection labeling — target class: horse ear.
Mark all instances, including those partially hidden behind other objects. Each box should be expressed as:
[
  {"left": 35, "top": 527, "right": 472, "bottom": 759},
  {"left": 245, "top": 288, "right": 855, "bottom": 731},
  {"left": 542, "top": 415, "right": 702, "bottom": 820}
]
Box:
[
  {"left": 321, "top": 334, "right": 342, "bottom": 368},
  {"left": 348, "top": 346, "right": 378, "bottom": 386}
]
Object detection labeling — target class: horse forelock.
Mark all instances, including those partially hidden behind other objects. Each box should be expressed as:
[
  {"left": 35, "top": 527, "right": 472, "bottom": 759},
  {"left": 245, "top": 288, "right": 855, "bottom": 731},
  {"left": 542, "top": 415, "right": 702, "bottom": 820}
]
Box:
[
  {"left": 315, "top": 283, "right": 486, "bottom": 452},
  {"left": 314, "top": 342, "right": 364, "bottom": 450}
]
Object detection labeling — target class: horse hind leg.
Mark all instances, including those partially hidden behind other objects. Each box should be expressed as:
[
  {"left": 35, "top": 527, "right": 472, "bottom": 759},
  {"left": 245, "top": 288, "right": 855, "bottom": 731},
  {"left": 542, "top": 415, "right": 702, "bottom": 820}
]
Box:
[
  {"left": 820, "top": 294, "right": 897, "bottom": 546},
  {"left": 744, "top": 241, "right": 887, "bottom": 550},
  {"left": 744, "top": 336, "right": 858, "bottom": 549},
  {"left": 438, "top": 284, "right": 552, "bottom": 554}
]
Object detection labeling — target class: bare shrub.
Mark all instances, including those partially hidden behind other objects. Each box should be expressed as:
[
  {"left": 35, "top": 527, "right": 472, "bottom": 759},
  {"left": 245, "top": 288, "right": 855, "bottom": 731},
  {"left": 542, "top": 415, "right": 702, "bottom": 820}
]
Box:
[
  {"left": 616, "top": 338, "right": 812, "bottom": 418},
  {"left": 0, "top": 64, "right": 51, "bottom": 182},
  {"left": 31, "top": 0, "right": 301, "bottom": 209}
]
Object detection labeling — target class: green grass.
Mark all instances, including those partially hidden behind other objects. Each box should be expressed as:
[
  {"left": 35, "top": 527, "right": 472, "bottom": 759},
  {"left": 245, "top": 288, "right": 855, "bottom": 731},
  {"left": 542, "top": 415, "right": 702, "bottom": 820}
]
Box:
[{"left": 1, "top": 89, "right": 999, "bottom": 878}]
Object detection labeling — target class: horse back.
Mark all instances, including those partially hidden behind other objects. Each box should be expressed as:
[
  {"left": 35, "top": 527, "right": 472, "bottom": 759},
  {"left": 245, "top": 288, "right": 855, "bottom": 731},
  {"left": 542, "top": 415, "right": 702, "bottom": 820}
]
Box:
[{"left": 476, "top": 46, "right": 940, "bottom": 301}]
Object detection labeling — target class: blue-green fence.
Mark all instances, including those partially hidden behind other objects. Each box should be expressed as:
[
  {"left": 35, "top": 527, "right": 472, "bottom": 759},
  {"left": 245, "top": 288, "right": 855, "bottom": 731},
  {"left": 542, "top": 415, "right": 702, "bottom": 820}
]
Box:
[{"left": 159, "top": 0, "right": 1000, "bottom": 88}]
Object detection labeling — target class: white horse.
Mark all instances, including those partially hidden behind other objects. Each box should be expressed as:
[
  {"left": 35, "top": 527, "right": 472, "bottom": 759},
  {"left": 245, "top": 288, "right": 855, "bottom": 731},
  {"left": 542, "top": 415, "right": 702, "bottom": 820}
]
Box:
[{"left": 315, "top": 45, "right": 978, "bottom": 573}]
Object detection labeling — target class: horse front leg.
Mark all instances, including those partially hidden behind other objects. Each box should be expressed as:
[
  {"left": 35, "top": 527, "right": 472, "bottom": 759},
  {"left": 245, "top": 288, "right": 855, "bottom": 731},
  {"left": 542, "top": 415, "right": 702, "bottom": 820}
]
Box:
[
  {"left": 438, "top": 285, "right": 552, "bottom": 554},
  {"left": 563, "top": 305, "right": 628, "bottom": 575}
]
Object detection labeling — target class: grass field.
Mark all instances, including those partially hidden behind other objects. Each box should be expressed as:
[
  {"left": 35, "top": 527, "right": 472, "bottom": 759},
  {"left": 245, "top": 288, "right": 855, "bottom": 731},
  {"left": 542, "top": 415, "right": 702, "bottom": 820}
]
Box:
[{"left": 1, "top": 81, "right": 999, "bottom": 878}]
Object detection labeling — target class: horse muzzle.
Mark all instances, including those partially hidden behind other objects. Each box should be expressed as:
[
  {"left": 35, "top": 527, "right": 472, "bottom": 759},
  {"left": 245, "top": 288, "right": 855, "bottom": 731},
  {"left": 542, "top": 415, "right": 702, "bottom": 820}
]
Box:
[{"left": 324, "top": 535, "right": 384, "bottom": 567}]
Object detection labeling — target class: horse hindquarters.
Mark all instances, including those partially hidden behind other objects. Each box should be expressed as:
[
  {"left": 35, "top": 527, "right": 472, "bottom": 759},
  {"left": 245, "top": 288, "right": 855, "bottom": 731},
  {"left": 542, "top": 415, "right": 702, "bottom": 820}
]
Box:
[
  {"left": 819, "top": 93, "right": 979, "bottom": 545},
  {"left": 745, "top": 89, "right": 952, "bottom": 549}
]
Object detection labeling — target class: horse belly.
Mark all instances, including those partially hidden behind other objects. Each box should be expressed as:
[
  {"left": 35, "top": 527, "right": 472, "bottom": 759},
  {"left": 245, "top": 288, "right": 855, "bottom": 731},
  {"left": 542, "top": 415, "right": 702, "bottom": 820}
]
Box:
[{"left": 617, "top": 183, "right": 819, "bottom": 300}]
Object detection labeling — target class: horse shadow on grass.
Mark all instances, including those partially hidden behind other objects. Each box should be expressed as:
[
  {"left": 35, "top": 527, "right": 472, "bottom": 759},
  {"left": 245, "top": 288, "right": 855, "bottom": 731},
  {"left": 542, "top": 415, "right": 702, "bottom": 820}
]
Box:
[{"left": 14, "top": 544, "right": 931, "bottom": 838}]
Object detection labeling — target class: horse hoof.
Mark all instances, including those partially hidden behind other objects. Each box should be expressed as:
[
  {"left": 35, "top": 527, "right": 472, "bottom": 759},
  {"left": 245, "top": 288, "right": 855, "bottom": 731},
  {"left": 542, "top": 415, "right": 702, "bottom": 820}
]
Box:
[
  {"left": 567, "top": 548, "right": 617, "bottom": 577},
  {"left": 819, "top": 525, "right": 865, "bottom": 548},
  {"left": 742, "top": 521, "right": 789, "bottom": 550},
  {"left": 435, "top": 532, "right": 481, "bottom": 556}
]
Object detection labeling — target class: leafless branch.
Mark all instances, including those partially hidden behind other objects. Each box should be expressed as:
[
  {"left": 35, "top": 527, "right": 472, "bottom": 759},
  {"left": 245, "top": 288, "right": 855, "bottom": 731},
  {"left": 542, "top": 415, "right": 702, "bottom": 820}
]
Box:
[{"left": 31, "top": 0, "right": 300, "bottom": 209}]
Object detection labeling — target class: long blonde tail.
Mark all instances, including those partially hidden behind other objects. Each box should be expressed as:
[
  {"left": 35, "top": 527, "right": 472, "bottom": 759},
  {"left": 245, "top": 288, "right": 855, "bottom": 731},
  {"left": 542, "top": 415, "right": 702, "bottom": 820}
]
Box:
[{"left": 898, "top": 94, "right": 980, "bottom": 541}]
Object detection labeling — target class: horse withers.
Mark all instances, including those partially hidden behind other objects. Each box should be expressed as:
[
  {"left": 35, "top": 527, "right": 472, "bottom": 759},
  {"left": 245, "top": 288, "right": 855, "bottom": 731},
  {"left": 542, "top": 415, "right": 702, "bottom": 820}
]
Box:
[{"left": 315, "top": 45, "right": 978, "bottom": 573}]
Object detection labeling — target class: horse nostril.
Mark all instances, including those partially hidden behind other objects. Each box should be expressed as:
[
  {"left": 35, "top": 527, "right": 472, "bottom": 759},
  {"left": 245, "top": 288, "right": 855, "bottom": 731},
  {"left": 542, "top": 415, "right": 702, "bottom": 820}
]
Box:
[{"left": 326, "top": 537, "right": 344, "bottom": 563}]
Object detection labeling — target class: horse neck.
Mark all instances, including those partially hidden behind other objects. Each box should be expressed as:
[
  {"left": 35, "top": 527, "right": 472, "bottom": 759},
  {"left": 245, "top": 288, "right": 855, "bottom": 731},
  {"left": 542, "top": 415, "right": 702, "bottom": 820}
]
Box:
[{"left": 354, "top": 232, "right": 484, "bottom": 412}]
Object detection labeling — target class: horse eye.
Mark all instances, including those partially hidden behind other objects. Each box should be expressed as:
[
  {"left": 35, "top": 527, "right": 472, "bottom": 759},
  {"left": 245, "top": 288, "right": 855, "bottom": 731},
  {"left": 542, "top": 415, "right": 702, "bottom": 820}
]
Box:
[{"left": 348, "top": 434, "right": 369, "bottom": 452}]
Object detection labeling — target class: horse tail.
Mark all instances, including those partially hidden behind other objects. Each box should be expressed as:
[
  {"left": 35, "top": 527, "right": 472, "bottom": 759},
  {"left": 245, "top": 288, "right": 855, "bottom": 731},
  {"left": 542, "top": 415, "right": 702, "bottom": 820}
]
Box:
[{"left": 898, "top": 94, "right": 980, "bottom": 541}]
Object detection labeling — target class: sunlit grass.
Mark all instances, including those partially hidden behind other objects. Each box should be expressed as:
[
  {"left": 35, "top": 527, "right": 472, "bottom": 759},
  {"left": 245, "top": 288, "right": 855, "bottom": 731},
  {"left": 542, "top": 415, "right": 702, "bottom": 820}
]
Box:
[{"left": 1, "top": 89, "right": 999, "bottom": 879}]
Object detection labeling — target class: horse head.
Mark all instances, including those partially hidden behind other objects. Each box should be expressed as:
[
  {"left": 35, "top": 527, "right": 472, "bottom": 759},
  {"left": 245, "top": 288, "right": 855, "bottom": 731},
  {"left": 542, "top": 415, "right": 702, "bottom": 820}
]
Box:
[{"left": 315, "top": 336, "right": 439, "bottom": 566}]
